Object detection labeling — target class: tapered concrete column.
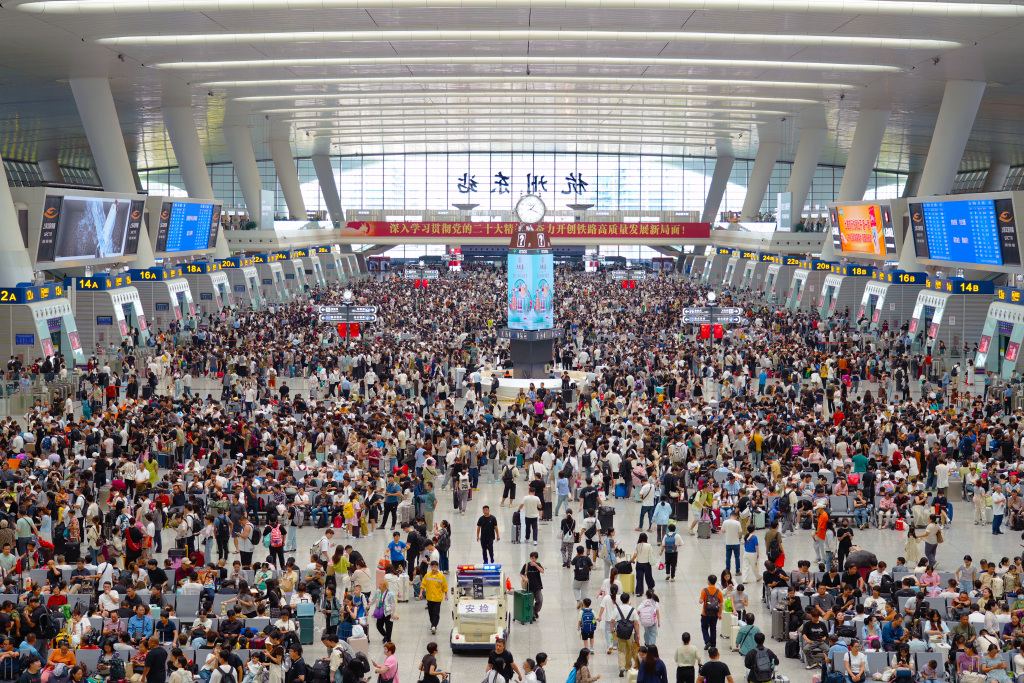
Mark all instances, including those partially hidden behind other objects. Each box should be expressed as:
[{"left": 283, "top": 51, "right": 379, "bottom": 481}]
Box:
[
  {"left": 269, "top": 130, "right": 306, "bottom": 220},
  {"left": 740, "top": 124, "right": 782, "bottom": 222},
  {"left": 162, "top": 100, "right": 231, "bottom": 258},
  {"left": 37, "top": 159, "right": 64, "bottom": 184},
  {"left": 837, "top": 109, "right": 890, "bottom": 202},
  {"left": 0, "top": 156, "right": 37, "bottom": 286},
  {"left": 70, "top": 77, "right": 157, "bottom": 268},
  {"left": 311, "top": 152, "right": 344, "bottom": 225},
  {"left": 701, "top": 155, "right": 735, "bottom": 224},
  {"left": 897, "top": 80, "right": 986, "bottom": 271},
  {"left": 223, "top": 107, "right": 265, "bottom": 228},
  {"left": 917, "top": 80, "right": 986, "bottom": 197},
  {"left": 787, "top": 124, "right": 827, "bottom": 223},
  {"left": 902, "top": 172, "right": 921, "bottom": 198},
  {"left": 982, "top": 161, "right": 1011, "bottom": 192}
]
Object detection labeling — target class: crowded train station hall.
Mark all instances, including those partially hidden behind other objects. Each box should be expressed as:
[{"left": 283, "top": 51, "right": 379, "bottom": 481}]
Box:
[{"left": 5, "top": 4, "right": 1024, "bottom": 683}]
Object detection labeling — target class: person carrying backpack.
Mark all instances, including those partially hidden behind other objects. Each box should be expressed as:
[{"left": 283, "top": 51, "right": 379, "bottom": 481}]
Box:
[
  {"left": 500, "top": 459, "right": 518, "bottom": 508},
  {"left": 578, "top": 597, "right": 597, "bottom": 651},
  {"left": 698, "top": 574, "right": 723, "bottom": 650},
  {"left": 613, "top": 593, "right": 640, "bottom": 676},
  {"left": 266, "top": 521, "right": 285, "bottom": 568},
  {"left": 660, "top": 523, "right": 680, "bottom": 582},
  {"left": 742, "top": 633, "right": 778, "bottom": 683}
]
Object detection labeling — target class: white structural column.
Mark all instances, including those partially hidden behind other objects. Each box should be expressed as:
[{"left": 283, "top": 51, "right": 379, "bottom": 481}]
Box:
[
  {"left": 701, "top": 154, "right": 735, "bottom": 224},
  {"left": 982, "top": 161, "right": 1011, "bottom": 192},
  {"left": 786, "top": 109, "right": 828, "bottom": 222},
  {"left": 162, "top": 101, "right": 231, "bottom": 258},
  {"left": 311, "top": 152, "right": 344, "bottom": 225},
  {"left": 70, "top": 77, "right": 157, "bottom": 268},
  {"left": 0, "top": 156, "right": 37, "bottom": 287},
  {"left": 897, "top": 80, "right": 986, "bottom": 270},
  {"left": 740, "top": 124, "right": 782, "bottom": 222},
  {"left": 223, "top": 113, "right": 265, "bottom": 228},
  {"left": 836, "top": 109, "right": 890, "bottom": 202},
  {"left": 37, "top": 159, "right": 64, "bottom": 184},
  {"left": 916, "top": 80, "right": 986, "bottom": 197},
  {"left": 269, "top": 130, "right": 306, "bottom": 220},
  {"left": 901, "top": 172, "right": 921, "bottom": 198}
]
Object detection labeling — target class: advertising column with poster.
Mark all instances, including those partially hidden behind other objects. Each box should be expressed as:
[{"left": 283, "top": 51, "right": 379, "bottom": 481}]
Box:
[
  {"left": 503, "top": 226, "right": 561, "bottom": 378},
  {"left": 776, "top": 192, "right": 793, "bottom": 232},
  {"left": 507, "top": 233, "right": 554, "bottom": 331}
]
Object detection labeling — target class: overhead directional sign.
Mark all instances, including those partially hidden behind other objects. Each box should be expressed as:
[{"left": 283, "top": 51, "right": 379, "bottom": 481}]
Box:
[
  {"left": 317, "top": 304, "right": 379, "bottom": 324},
  {"left": 681, "top": 306, "right": 748, "bottom": 327}
]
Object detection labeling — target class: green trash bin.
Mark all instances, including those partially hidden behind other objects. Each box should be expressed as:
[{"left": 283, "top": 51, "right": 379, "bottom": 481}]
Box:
[
  {"left": 298, "top": 616, "right": 315, "bottom": 644},
  {"left": 514, "top": 590, "right": 534, "bottom": 624}
]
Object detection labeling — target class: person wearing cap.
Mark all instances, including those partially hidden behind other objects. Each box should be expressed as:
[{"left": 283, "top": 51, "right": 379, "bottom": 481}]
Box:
[{"left": 420, "top": 560, "right": 448, "bottom": 635}]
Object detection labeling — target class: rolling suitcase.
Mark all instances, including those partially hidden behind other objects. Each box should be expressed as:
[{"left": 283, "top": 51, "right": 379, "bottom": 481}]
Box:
[
  {"left": 771, "top": 610, "right": 788, "bottom": 641},
  {"left": 615, "top": 483, "right": 627, "bottom": 499},
  {"left": 542, "top": 501, "right": 553, "bottom": 521},
  {"left": 753, "top": 511, "right": 766, "bottom": 529},
  {"left": 697, "top": 520, "right": 712, "bottom": 539},
  {"left": 619, "top": 571, "right": 636, "bottom": 595},
  {"left": 721, "top": 611, "right": 737, "bottom": 639},
  {"left": 673, "top": 500, "right": 689, "bottom": 522}
]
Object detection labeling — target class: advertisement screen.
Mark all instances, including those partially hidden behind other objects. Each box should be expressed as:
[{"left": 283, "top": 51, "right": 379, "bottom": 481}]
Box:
[
  {"left": 154, "top": 202, "right": 218, "bottom": 253},
  {"left": 507, "top": 252, "right": 554, "bottom": 330},
  {"left": 831, "top": 204, "right": 894, "bottom": 256},
  {"left": 909, "top": 198, "right": 1018, "bottom": 266},
  {"left": 37, "top": 195, "right": 143, "bottom": 263}
]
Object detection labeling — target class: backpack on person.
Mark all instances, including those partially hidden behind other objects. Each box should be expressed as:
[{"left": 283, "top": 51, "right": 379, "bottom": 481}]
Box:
[
  {"left": 502, "top": 467, "right": 514, "bottom": 484},
  {"left": 702, "top": 587, "right": 721, "bottom": 616},
  {"left": 215, "top": 665, "right": 236, "bottom": 683},
  {"left": 638, "top": 600, "right": 658, "bottom": 628},
  {"left": 766, "top": 536, "right": 782, "bottom": 563},
  {"left": 663, "top": 532, "right": 677, "bottom": 552},
  {"left": 580, "top": 607, "right": 596, "bottom": 633},
  {"left": 614, "top": 605, "right": 635, "bottom": 640},
  {"left": 108, "top": 655, "right": 126, "bottom": 683},
  {"left": 270, "top": 525, "right": 283, "bottom": 547},
  {"left": 752, "top": 647, "right": 774, "bottom": 682},
  {"left": 248, "top": 523, "right": 261, "bottom": 545}
]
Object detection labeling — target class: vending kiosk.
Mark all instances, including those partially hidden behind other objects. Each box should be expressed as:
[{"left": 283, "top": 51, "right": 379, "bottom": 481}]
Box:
[
  {"left": 128, "top": 267, "right": 197, "bottom": 331},
  {"left": 976, "top": 287, "right": 1024, "bottom": 379},
  {"left": 219, "top": 257, "right": 264, "bottom": 310},
  {"left": 787, "top": 260, "right": 836, "bottom": 313},
  {"left": 0, "top": 284, "right": 85, "bottom": 370},
  {"left": 816, "top": 264, "right": 875, "bottom": 320},
  {"left": 67, "top": 274, "right": 150, "bottom": 351},
  {"left": 858, "top": 270, "right": 928, "bottom": 331},
  {"left": 908, "top": 278, "right": 993, "bottom": 356},
  {"left": 700, "top": 248, "right": 732, "bottom": 286},
  {"left": 182, "top": 261, "right": 232, "bottom": 315},
  {"left": 252, "top": 253, "right": 289, "bottom": 304},
  {"left": 764, "top": 255, "right": 802, "bottom": 304}
]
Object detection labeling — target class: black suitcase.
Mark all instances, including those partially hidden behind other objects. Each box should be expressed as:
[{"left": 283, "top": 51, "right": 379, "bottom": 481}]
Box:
[
  {"left": 542, "top": 500, "right": 552, "bottom": 521},
  {"left": 673, "top": 500, "right": 689, "bottom": 522},
  {"left": 784, "top": 638, "right": 801, "bottom": 658}
]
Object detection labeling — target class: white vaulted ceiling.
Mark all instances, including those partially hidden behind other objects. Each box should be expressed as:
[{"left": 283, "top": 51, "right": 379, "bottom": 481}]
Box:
[{"left": 3, "top": 0, "right": 1024, "bottom": 171}]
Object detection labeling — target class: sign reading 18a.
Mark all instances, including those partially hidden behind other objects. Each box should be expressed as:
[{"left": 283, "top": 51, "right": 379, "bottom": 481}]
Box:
[{"left": 186, "top": 265, "right": 203, "bottom": 273}]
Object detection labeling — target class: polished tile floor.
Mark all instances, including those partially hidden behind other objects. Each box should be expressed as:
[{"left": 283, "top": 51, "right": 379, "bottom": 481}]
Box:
[{"left": 225, "top": 473, "right": 1002, "bottom": 683}]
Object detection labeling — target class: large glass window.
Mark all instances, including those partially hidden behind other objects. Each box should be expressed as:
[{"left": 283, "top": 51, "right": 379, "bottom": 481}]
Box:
[{"left": 137, "top": 153, "right": 909, "bottom": 219}]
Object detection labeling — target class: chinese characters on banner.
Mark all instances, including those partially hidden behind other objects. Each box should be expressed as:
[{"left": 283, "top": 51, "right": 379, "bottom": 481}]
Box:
[
  {"left": 455, "top": 173, "right": 587, "bottom": 195},
  {"left": 341, "top": 221, "right": 711, "bottom": 241}
]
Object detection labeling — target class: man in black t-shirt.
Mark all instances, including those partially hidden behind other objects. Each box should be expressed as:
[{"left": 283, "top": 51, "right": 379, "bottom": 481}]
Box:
[
  {"left": 519, "top": 552, "right": 545, "bottom": 619},
  {"left": 801, "top": 610, "right": 829, "bottom": 669},
  {"left": 696, "top": 647, "right": 732, "bottom": 683},
  {"left": 579, "top": 480, "right": 599, "bottom": 513},
  {"left": 143, "top": 635, "right": 168, "bottom": 683},
  {"left": 486, "top": 638, "right": 521, "bottom": 683},
  {"left": 285, "top": 646, "right": 306, "bottom": 683},
  {"left": 476, "top": 506, "right": 499, "bottom": 563},
  {"left": 570, "top": 546, "right": 593, "bottom": 607}
]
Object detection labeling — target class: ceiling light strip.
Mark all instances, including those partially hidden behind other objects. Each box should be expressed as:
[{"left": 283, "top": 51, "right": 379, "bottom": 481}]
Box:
[
  {"left": 234, "top": 91, "right": 820, "bottom": 105},
  {"left": 18, "top": 0, "right": 1024, "bottom": 18},
  {"left": 97, "top": 28, "right": 956, "bottom": 50},
  {"left": 273, "top": 104, "right": 779, "bottom": 116},
  {"left": 151, "top": 55, "right": 898, "bottom": 72},
  {"left": 202, "top": 75, "right": 853, "bottom": 89}
]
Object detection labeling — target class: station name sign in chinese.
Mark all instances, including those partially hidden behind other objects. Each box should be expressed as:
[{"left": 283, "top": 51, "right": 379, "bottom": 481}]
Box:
[{"left": 341, "top": 221, "right": 710, "bottom": 242}]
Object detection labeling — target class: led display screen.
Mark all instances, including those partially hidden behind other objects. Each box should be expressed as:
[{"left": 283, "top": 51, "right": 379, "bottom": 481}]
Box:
[
  {"left": 507, "top": 252, "right": 554, "bottom": 330},
  {"left": 153, "top": 202, "right": 220, "bottom": 253},
  {"left": 37, "top": 195, "right": 144, "bottom": 263},
  {"left": 829, "top": 204, "right": 896, "bottom": 257},
  {"left": 909, "top": 198, "right": 1021, "bottom": 266}
]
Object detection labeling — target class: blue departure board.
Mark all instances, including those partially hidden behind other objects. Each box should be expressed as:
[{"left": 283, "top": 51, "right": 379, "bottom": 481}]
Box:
[{"left": 920, "top": 199, "right": 1001, "bottom": 265}]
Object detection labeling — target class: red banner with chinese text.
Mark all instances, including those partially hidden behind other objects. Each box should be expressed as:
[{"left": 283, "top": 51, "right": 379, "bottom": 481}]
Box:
[{"left": 341, "top": 221, "right": 710, "bottom": 240}]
